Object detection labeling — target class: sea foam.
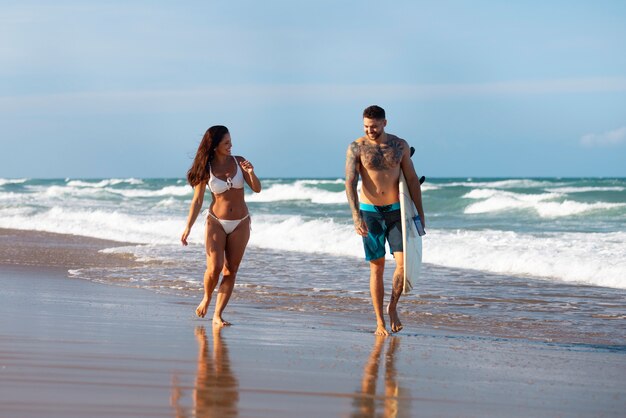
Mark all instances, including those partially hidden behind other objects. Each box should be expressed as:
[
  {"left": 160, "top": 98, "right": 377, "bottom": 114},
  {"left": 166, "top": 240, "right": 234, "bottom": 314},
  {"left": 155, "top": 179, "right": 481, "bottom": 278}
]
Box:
[
  {"left": 3, "top": 178, "right": 625, "bottom": 291},
  {"left": 426, "top": 229, "right": 626, "bottom": 289},
  {"left": 246, "top": 181, "right": 347, "bottom": 204},
  {"left": 463, "top": 188, "right": 626, "bottom": 217},
  {"left": 2, "top": 205, "right": 625, "bottom": 289},
  {"left": 66, "top": 178, "right": 144, "bottom": 188},
  {"left": 0, "top": 178, "right": 28, "bottom": 186}
]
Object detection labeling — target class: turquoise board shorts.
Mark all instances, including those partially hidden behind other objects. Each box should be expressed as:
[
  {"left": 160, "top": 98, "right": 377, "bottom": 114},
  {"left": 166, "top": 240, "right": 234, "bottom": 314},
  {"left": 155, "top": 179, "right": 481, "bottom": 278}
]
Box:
[{"left": 359, "top": 202, "right": 403, "bottom": 261}]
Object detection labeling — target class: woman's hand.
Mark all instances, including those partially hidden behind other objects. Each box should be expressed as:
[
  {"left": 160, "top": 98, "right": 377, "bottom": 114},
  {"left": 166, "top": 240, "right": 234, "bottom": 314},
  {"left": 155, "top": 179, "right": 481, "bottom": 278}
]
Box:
[
  {"left": 239, "top": 157, "right": 261, "bottom": 192},
  {"left": 181, "top": 227, "right": 191, "bottom": 246},
  {"left": 240, "top": 159, "right": 255, "bottom": 174}
]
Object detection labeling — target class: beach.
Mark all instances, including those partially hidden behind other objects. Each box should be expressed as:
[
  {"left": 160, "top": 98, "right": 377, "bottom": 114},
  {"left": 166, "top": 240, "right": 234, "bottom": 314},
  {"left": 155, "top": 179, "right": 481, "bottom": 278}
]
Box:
[
  {"left": 4, "top": 0, "right": 626, "bottom": 415},
  {"left": 1, "top": 228, "right": 625, "bottom": 418}
]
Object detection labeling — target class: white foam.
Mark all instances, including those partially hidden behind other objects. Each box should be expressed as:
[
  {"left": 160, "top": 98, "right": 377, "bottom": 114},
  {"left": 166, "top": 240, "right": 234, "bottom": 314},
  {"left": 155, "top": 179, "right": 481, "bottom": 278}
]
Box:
[
  {"left": 0, "top": 206, "right": 184, "bottom": 245},
  {"left": 441, "top": 179, "right": 560, "bottom": 189},
  {"left": 464, "top": 188, "right": 563, "bottom": 201},
  {"left": 104, "top": 185, "right": 191, "bottom": 198},
  {"left": 101, "top": 244, "right": 177, "bottom": 262},
  {"left": 31, "top": 183, "right": 191, "bottom": 199},
  {"left": 2, "top": 203, "right": 625, "bottom": 289},
  {"left": 248, "top": 179, "right": 436, "bottom": 204},
  {"left": 4, "top": 178, "right": 625, "bottom": 291},
  {"left": 248, "top": 217, "right": 626, "bottom": 289},
  {"left": 246, "top": 181, "right": 347, "bottom": 204},
  {"left": 419, "top": 183, "right": 439, "bottom": 191},
  {"left": 248, "top": 218, "right": 626, "bottom": 289},
  {"left": 66, "top": 178, "right": 144, "bottom": 188},
  {"left": 248, "top": 214, "right": 361, "bottom": 255},
  {"left": 0, "top": 191, "right": 22, "bottom": 201},
  {"left": 41, "top": 185, "right": 108, "bottom": 198},
  {"left": 297, "top": 178, "right": 345, "bottom": 185},
  {"left": 463, "top": 189, "right": 625, "bottom": 217},
  {"left": 425, "top": 229, "right": 626, "bottom": 289},
  {"left": 0, "top": 178, "right": 28, "bottom": 186},
  {"left": 534, "top": 201, "right": 625, "bottom": 217},
  {"left": 548, "top": 186, "right": 626, "bottom": 193},
  {"left": 155, "top": 197, "right": 178, "bottom": 207}
]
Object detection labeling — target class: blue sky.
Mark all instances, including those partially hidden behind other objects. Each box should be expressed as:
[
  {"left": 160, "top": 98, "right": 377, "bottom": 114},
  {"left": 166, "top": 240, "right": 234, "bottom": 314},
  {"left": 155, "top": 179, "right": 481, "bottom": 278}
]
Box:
[{"left": 1, "top": 0, "right": 625, "bottom": 178}]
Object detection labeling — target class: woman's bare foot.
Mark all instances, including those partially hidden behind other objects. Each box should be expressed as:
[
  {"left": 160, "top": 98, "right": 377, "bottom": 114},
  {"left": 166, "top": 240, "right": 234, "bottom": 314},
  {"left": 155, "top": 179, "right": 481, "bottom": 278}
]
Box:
[
  {"left": 387, "top": 304, "right": 403, "bottom": 333},
  {"left": 375, "top": 322, "right": 389, "bottom": 336},
  {"left": 196, "top": 297, "right": 209, "bottom": 318},
  {"left": 213, "top": 315, "right": 231, "bottom": 327}
]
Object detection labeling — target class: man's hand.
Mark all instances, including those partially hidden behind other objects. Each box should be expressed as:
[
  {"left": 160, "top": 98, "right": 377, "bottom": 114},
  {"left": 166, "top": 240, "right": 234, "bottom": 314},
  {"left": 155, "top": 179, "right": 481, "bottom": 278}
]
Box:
[{"left": 354, "top": 217, "right": 369, "bottom": 237}]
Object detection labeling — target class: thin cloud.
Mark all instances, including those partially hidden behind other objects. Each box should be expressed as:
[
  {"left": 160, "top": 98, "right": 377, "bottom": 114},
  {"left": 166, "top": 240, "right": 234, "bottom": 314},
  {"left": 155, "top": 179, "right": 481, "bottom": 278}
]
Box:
[
  {"left": 2, "top": 77, "right": 626, "bottom": 113},
  {"left": 580, "top": 126, "right": 626, "bottom": 147}
]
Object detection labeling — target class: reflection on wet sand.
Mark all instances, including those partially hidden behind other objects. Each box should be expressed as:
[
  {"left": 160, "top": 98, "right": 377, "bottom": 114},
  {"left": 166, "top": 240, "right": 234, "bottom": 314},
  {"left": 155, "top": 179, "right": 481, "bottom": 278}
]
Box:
[
  {"left": 171, "top": 326, "right": 239, "bottom": 418},
  {"left": 352, "top": 336, "right": 410, "bottom": 418}
]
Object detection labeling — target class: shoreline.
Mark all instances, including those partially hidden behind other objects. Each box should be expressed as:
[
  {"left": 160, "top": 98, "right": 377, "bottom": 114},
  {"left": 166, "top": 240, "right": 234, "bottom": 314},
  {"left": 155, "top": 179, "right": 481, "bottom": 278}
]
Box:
[
  {"left": 3, "top": 227, "right": 626, "bottom": 347},
  {"left": 0, "top": 227, "right": 138, "bottom": 269},
  {"left": 1, "top": 228, "right": 625, "bottom": 417}
]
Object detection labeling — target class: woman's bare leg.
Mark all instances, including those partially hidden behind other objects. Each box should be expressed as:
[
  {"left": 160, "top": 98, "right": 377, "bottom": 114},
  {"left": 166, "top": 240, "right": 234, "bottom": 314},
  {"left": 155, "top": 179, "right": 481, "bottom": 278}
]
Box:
[
  {"left": 196, "top": 217, "right": 227, "bottom": 318},
  {"left": 213, "top": 217, "right": 250, "bottom": 326}
]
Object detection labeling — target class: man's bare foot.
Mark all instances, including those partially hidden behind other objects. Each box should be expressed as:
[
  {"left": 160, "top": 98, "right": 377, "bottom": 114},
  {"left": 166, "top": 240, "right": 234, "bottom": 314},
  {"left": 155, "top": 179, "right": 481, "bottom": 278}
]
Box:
[
  {"left": 387, "top": 304, "right": 403, "bottom": 333},
  {"left": 375, "top": 324, "right": 389, "bottom": 336},
  {"left": 196, "top": 298, "right": 209, "bottom": 318},
  {"left": 213, "top": 315, "right": 231, "bottom": 327}
]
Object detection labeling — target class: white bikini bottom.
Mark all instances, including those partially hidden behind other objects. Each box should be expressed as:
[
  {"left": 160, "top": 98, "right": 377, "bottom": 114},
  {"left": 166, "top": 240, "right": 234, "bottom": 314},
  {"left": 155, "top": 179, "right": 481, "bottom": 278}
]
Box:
[{"left": 207, "top": 212, "right": 249, "bottom": 234}]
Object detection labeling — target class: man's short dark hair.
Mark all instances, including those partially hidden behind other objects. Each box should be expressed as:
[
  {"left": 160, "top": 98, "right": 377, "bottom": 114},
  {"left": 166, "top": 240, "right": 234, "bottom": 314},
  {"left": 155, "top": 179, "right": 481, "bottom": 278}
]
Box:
[{"left": 363, "top": 105, "right": 386, "bottom": 120}]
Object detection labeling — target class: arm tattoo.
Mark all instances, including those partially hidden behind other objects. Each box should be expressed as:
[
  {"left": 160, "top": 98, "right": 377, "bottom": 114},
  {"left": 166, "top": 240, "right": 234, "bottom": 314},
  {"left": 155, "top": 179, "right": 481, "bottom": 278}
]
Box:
[{"left": 345, "top": 142, "right": 361, "bottom": 220}]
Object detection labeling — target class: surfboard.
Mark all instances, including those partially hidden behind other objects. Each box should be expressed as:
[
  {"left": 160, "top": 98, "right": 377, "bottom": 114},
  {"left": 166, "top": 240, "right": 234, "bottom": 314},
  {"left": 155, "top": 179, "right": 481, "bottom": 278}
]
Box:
[{"left": 399, "top": 172, "right": 423, "bottom": 294}]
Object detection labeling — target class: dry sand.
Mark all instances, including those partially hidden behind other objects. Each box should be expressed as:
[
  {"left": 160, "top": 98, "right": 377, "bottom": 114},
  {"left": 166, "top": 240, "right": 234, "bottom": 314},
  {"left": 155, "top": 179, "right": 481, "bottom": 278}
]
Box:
[{"left": 1, "top": 228, "right": 624, "bottom": 417}]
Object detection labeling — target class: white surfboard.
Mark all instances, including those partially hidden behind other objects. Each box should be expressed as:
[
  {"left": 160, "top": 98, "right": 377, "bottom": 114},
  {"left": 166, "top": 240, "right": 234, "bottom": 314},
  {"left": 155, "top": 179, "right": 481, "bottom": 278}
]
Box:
[{"left": 399, "top": 172, "right": 423, "bottom": 294}]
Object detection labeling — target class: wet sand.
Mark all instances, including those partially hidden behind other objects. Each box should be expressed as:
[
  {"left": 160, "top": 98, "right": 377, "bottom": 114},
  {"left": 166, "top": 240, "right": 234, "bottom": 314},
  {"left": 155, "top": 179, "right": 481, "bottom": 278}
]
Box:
[{"left": 1, "top": 229, "right": 625, "bottom": 417}]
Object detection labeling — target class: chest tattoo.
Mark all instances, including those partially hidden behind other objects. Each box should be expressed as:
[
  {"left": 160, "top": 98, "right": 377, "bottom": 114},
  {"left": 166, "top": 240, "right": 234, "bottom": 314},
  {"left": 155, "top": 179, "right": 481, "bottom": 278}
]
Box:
[{"left": 360, "top": 137, "right": 405, "bottom": 171}]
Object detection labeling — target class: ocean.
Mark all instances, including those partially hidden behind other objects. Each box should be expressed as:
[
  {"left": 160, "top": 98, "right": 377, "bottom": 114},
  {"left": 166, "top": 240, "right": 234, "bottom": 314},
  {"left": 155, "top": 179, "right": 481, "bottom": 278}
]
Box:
[{"left": 1, "top": 177, "right": 625, "bottom": 344}]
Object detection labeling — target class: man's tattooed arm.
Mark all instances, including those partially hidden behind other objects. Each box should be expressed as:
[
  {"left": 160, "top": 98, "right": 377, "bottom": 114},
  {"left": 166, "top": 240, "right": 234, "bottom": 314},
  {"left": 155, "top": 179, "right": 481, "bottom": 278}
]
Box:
[
  {"left": 345, "top": 142, "right": 367, "bottom": 236},
  {"left": 345, "top": 142, "right": 361, "bottom": 221}
]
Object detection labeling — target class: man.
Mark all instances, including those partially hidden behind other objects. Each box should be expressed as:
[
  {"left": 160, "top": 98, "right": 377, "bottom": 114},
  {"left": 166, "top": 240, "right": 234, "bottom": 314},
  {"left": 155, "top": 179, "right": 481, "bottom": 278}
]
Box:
[{"left": 345, "top": 105, "right": 425, "bottom": 336}]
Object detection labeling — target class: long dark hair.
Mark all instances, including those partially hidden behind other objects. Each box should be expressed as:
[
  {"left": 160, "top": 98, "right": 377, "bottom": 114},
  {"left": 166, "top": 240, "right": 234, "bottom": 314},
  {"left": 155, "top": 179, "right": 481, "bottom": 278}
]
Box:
[{"left": 186, "top": 125, "right": 229, "bottom": 187}]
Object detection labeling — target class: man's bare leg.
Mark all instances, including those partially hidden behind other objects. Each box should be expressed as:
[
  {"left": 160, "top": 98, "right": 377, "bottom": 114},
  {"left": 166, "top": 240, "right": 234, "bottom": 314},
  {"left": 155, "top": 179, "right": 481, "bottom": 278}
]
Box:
[
  {"left": 370, "top": 257, "right": 389, "bottom": 336},
  {"left": 387, "top": 252, "right": 404, "bottom": 333}
]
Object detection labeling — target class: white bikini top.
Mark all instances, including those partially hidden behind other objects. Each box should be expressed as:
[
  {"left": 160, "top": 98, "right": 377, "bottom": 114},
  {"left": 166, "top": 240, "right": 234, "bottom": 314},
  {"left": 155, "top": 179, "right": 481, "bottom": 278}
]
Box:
[{"left": 208, "top": 156, "right": 245, "bottom": 194}]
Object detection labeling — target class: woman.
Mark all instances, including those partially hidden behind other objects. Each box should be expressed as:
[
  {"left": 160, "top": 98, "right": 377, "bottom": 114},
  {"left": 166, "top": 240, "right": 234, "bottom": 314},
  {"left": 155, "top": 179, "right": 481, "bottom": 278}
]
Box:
[{"left": 181, "top": 125, "right": 262, "bottom": 326}]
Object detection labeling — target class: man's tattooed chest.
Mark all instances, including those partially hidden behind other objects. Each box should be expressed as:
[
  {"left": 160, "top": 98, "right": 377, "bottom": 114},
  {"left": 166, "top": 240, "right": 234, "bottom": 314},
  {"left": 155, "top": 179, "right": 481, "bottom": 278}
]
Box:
[{"left": 359, "top": 139, "right": 404, "bottom": 170}]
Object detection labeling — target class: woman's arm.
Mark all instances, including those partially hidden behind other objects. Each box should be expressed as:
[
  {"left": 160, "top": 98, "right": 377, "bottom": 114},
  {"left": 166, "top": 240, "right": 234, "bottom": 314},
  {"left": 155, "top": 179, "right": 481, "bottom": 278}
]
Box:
[{"left": 181, "top": 181, "right": 207, "bottom": 246}]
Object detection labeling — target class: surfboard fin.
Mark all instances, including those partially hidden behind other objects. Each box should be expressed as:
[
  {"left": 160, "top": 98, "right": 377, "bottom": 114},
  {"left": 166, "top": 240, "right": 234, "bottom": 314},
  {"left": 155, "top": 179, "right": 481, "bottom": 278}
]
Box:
[{"left": 410, "top": 147, "right": 426, "bottom": 184}]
